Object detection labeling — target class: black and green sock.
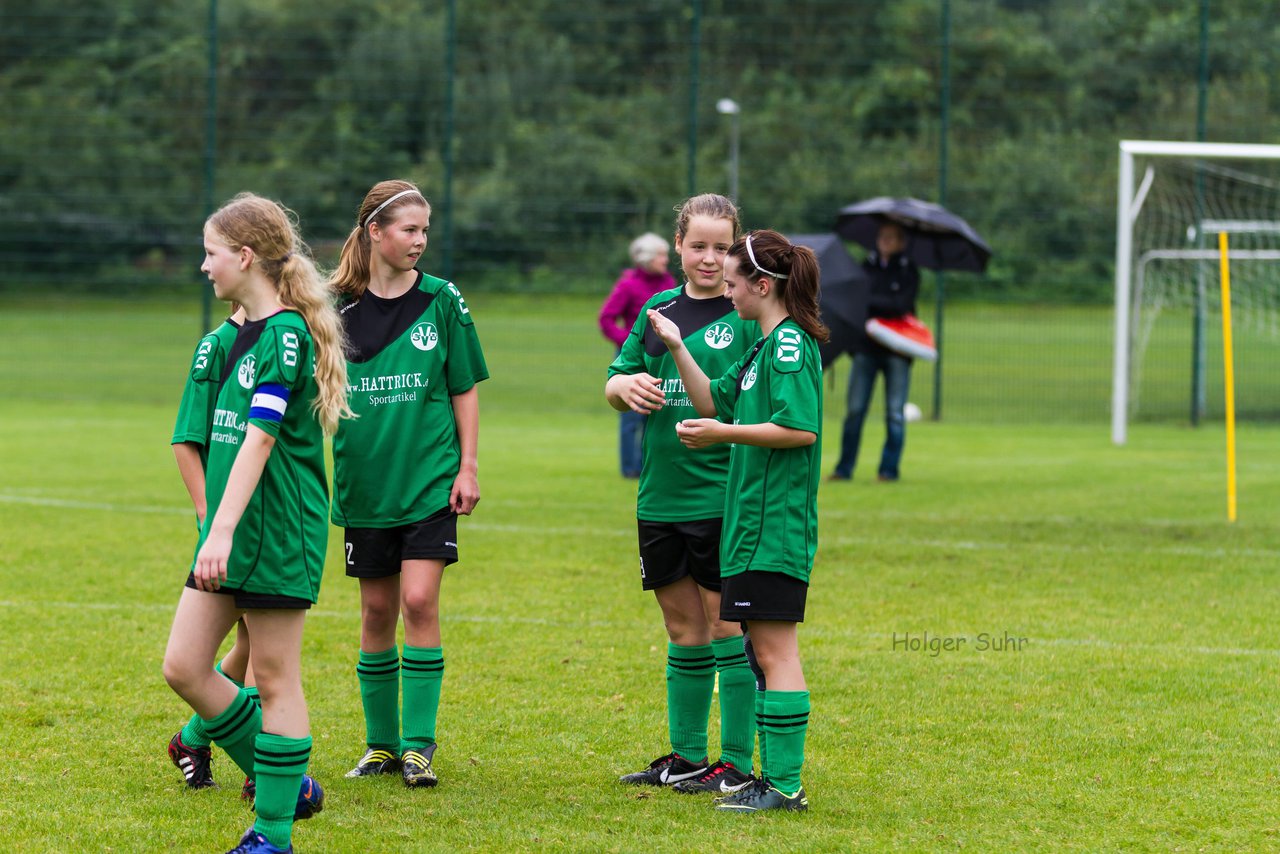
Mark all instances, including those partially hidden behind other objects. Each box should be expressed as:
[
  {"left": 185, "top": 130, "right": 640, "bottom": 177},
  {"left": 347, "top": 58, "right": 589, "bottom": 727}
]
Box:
[
  {"left": 181, "top": 662, "right": 245, "bottom": 749},
  {"left": 666, "top": 642, "right": 715, "bottom": 762},
  {"left": 252, "top": 732, "right": 311, "bottom": 850},
  {"left": 201, "top": 689, "right": 262, "bottom": 779},
  {"left": 357, "top": 646, "right": 400, "bottom": 751},
  {"left": 400, "top": 645, "right": 444, "bottom": 752},
  {"left": 712, "top": 635, "right": 754, "bottom": 772},
  {"left": 761, "top": 689, "right": 809, "bottom": 795}
]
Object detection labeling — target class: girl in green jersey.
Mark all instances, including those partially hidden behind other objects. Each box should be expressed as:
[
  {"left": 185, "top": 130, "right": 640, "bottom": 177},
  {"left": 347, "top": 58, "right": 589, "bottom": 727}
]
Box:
[
  {"left": 648, "top": 229, "right": 828, "bottom": 813},
  {"left": 166, "top": 304, "right": 256, "bottom": 791},
  {"left": 329, "top": 180, "right": 489, "bottom": 789},
  {"left": 606, "top": 195, "right": 760, "bottom": 795},
  {"left": 163, "top": 193, "right": 352, "bottom": 854}
]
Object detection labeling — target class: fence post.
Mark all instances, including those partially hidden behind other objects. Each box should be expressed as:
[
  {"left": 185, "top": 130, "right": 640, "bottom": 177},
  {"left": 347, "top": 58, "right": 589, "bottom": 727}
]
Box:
[{"left": 200, "top": 0, "right": 219, "bottom": 334}]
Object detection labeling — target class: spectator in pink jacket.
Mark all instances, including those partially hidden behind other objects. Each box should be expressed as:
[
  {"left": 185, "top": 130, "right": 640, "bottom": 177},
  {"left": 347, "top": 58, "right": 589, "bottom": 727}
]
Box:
[{"left": 600, "top": 232, "right": 675, "bottom": 477}]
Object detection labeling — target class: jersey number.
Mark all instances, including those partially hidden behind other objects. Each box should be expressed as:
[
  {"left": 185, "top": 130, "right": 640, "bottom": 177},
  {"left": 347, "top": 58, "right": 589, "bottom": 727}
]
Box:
[
  {"left": 282, "top": 332, "right": 299, "bottom": 367},
  {"left": 345, "top": 542, "right": 354, "bottom": 566}
]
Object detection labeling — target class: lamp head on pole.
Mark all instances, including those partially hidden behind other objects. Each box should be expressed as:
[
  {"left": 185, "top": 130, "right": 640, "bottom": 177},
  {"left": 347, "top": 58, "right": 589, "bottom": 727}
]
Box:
[{"left": 716, "top": 98, "right": 740, "bottom": 116}]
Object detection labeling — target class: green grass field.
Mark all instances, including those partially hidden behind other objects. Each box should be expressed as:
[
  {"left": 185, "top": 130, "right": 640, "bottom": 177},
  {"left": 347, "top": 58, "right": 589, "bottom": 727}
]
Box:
[{"left": 2, "top": 295, "right": 1278, "bottom": 852}]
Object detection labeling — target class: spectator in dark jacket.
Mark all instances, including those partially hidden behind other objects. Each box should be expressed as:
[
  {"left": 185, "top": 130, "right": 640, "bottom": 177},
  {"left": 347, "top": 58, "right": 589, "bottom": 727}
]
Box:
[{"left": 830, "top": 222, "right": 919, "bottom": 482}]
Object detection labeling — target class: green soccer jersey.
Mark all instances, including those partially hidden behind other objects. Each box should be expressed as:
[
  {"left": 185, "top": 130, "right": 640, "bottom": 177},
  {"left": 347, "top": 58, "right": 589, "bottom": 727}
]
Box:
[
  {"left": 195, "top": 310, "right": 330, "bottom": 603},
  {"left": 171, "top": 317, "right": 241, "bottom": 467},
  {"left": 608, "top": 286, "right": 760, "bottom": 523},
  {"left": 332, "top": 272, "right": 489, "bottom": 528},
  {"left": 709, "top": 318, "right": 822, "bottom": 583}
]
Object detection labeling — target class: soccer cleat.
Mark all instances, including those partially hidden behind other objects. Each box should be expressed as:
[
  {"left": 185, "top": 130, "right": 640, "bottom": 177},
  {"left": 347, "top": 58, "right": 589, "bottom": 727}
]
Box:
[
  {"left": 345, "top": 747, "right": 400, "bottom": 778},
  {"left": 168, "top": 731, "right": 216, "bottom": 789},
  {"left": 224, "top": 828, "right": 292, "bottom": 854},
  {"left": 714, "top": 779, "right": 808, "bottom": 812},
  {"left": 401, "top": 744, "right": 438, "bottom": 788},
  {"left": 241, "top": 775, "right": 325, "bottom": 820},
  {"left": 618, "top": 752, "right": 708, "bottom": 786},
  {"left": 671, "top": 760, "right": 754, "bottom": 795}
]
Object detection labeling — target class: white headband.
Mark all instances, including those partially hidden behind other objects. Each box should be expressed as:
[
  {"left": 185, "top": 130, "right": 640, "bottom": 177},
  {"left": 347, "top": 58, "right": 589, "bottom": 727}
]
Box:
[
  {"left": 363, "top": 189, "right": 422, "bottom": 228},
  {"left": 745, "top": 233, "right": 786, "bottom": 279}
]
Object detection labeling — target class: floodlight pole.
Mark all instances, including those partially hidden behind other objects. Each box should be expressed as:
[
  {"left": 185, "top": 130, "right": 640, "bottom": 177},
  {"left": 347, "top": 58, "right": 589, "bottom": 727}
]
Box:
[{"left": 716, "top": 98, "right": 740, "bottom": 204}]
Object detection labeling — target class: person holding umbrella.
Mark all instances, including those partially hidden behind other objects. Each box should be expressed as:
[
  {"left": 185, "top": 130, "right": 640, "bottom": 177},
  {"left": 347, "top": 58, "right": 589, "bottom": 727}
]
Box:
[{"left": 830, "top": 221, "right": 919, "bottom": 482}]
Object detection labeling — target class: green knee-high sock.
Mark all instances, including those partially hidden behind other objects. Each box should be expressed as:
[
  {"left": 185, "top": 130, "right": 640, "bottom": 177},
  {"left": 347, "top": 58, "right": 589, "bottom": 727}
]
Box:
[
  {"left": 666, "top": 642, "right": 715, "bottom": 762},
  {"left": 712, "top": 636, "right": 755, "bottom": 772},
  {"left": 761, "top": 689, "right": 810, "bottom": 795},
  {"left": 253, "top": 733, "right": 311, "bottom": 850},
  {"left": 201, "top": 689, "right": 262, "bottom": 779},
  {"left": 357, "top": 646, "right": 400, "bottom": 751},
  {"left": 181, "top": 662, "right": 245, "bottom": 749},
  {"left": 401, "top": 645, "right": 444, "bottom": 752}
]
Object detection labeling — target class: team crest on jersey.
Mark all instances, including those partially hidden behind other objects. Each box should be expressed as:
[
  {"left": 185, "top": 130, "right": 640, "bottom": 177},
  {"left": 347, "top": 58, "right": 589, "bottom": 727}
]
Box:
[
  {"left": 237, "top": 355, "right": 257, "bottom": 389},
  {"left": 410, "top": 322, "right": 439, "bottom": 351},
  {"left": 775, "top": 328, "right": 803, "bottom": 364},
  {"left": 704, "top": 322, "right": 735, "bottom": 350},
  {"left": 740, "top": 361, "right": 758, "bottom": 391}
]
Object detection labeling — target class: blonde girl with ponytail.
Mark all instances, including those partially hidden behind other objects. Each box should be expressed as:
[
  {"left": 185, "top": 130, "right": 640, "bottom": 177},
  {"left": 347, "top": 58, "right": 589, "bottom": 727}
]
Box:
[{"left": 163, "top": 193, "right": 350, "bottom": 854}]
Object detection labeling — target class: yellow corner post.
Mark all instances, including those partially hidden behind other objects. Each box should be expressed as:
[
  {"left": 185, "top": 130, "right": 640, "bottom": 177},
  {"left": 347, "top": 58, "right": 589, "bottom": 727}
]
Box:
[{"left": 1219, "top": 231, "right": 1237, "bottom": 522}]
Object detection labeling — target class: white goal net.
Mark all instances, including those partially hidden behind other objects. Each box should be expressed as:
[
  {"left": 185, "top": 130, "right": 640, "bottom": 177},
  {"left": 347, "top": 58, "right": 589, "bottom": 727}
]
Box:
[{"left": 1113, "top": 141, "right": 1280, "bottom": 443}]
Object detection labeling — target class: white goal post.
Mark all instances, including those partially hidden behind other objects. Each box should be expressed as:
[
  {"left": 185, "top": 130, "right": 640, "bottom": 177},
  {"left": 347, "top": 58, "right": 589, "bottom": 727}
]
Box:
[{"left": 1112, "top": 140, "right": 1280, "bottom": 445}]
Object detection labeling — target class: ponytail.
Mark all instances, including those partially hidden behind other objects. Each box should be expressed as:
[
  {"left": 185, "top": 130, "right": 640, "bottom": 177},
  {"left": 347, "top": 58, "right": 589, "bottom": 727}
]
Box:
[
  {"left": 728, "top": 230, "right": 830, "bottom": 343},
  {"left": 206, "top": 192, "right": 354, "bottom": 436},
  {"left": 276, "top": 253, "right": 355, "bottom": 435},
  {"left": 329, "top": 179, "right": 430, "bottom": 299}
]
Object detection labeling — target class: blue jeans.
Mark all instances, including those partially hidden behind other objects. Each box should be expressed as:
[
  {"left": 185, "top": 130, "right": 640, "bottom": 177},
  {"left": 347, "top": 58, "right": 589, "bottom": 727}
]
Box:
[
  {"left": 833, "top": 349, "right": 912, "bottom": 480},
  {"left": 619, "top": 410, "right": 645, "bottom": 476}
]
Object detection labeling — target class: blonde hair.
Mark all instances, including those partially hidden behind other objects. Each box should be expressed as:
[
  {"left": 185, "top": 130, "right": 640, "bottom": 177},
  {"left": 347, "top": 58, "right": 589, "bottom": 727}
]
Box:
[
  {"left": 330, "top": 179, "right": 431, "bottom": 298},
  {"left": 206, "top": 193, "right": 354, "bottom": 435},
  {"left": 629, "top": 232, "right": 669, "bottom": 265},
  {"left": 674, "top": 193, "right": 741, "bottom": 242}
]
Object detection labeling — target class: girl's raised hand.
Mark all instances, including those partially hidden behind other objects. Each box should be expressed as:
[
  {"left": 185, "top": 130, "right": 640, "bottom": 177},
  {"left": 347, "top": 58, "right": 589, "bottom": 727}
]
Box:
[{"left": 646, "top": 309, "right": 684, "bottom": 352}]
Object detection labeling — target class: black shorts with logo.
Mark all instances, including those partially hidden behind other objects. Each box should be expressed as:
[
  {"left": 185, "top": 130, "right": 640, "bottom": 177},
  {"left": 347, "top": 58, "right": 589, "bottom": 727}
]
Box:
[
  {"left": 345, "top": 506, "right": 459, "bottom": 578},
  {"left": 637, "top": 517, "right": 723, "bottom": 592},
  {"left": 719, "top": 570, "right": 808, "bottom": 623},
  {"left": 183, "top": 576, "right": 312, "bottom": 609}
]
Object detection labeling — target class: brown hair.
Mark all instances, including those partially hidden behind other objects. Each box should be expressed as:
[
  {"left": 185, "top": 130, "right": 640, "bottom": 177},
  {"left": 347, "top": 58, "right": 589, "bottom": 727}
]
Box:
[
  {"left": 330, "top": 179, "right": 431, "bottom": 298},
  {"left": 728, "top": 229, "right": 830, "bottom": 343},
  {"left": 673, "top": 193, "right": 740, "bottom": 242},
  {"left": 206, "top": 193, "right": 354, "bottom": 435}
]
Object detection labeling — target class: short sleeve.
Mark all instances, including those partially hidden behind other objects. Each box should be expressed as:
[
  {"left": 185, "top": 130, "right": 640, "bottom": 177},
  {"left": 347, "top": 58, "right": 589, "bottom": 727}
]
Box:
[
  {"left": 171, "top": 334, "right": 223, "bottom": 445},
  {"left": 607, "top": 311, "right": 648, "bottom": 378},
  {"left": 247, "top": 326, "right": 307, "bottom": 436},
  {"left": 766, "top": 330, "right": 820, "bottom": 433},
  {"left": 443, "top": 283, "right": 490, "bottom": 395}
]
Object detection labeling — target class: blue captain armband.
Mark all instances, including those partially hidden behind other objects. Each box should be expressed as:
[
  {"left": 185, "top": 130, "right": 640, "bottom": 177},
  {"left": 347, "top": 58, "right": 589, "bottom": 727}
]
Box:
[{"left": 249, "top": 383, "right": 291, "bottom": 422}]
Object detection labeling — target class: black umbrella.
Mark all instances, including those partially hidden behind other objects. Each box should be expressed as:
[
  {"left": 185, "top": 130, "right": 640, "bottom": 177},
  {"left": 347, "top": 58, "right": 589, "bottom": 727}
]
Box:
[
  {"left": 835, "top": 196, "right": 992, "bottom": 273},
  {"left": 789, "top": 233, "right": 869, "bottom": 368}
]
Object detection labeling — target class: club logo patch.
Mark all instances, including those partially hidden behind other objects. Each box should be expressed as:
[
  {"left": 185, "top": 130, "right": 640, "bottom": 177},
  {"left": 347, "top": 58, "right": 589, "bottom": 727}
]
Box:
[
  {"left": 704, "top": 322, "right": 735, "bottom": 350},
  {"left": 740, "top": 361, "right": 758, "bottom": 391},
  {"left": 776, "top": 328, "right": 803, "bottom": 364},
  {"left": 237, "top": 355, "right": 257, "bottom": 389},
  {"left": 410, "top": 322, "right": 439, "bottom": 351}
]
